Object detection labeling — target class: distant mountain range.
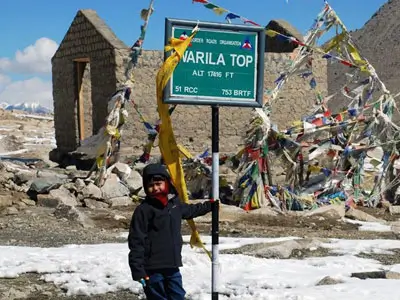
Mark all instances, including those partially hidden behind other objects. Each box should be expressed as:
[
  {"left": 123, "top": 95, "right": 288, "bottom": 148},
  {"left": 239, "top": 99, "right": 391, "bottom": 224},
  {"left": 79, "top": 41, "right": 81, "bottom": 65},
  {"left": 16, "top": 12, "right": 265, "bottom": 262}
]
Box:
[{"left": 0, "top": 102, "right": 53, "bottom": 115}]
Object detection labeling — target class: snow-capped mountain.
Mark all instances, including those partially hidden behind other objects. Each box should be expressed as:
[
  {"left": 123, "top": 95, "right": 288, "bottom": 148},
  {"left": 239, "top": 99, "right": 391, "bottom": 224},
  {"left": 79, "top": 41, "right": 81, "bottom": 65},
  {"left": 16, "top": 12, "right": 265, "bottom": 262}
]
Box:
[{"left": 0, "top": 102, "right": 53, "bottom": 115}]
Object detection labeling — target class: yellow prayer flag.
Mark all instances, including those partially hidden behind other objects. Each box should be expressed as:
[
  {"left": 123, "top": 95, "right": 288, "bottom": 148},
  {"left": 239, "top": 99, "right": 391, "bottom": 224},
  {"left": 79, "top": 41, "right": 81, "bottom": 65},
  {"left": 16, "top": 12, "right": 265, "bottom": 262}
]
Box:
[
  {"left": 213, "top": 7, "right": 227, "bottom": 15},
  {"left": 155, "top": 28, "right": 211, "bottom": 259},
  {"left": 266, "top": 29, "right": 278, "bottom": 38}
]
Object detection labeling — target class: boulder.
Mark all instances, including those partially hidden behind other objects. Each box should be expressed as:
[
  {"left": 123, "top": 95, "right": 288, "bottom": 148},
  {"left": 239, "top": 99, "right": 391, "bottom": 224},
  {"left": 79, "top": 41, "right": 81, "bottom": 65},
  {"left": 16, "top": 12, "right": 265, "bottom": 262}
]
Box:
[
  {"left": 316, "top": 276, "right": 344, "bottom": 286},
  {"left": 36, "top": 170, "right": 69, "bottom": 180},
  {"left": 305, "top": 204, "right": 345, "bottom": 219},
  {"left": 29, "top": 177, "right": 66, "bottom": 194},
  {"left": 13, "top": 170, "right": 36, "bottom": 185},
  {"left": 1, "top": 206, "right": 19, "bottom": 216},
  {"left": 351, "top": 271, "right": 400, "bottom": 280},
  {"left": 53, "top": 204, "right": 94, "bottom": 228},
  {"left": 83, "top": 199, "right": 109, "bottom": 209},
  {"left": 226, "top": 238, "right": 325, "bottom": 259},
  {"left": 389, "top": 206, "right": 400, "bottom": 215},
  {"left": 37, "top": 186, "right": 78, "bottom": 207},
  {"left": 111, "top": 162, "right": 132, "bottom": 181},
  {"left": 49, "top": 186, "right": 78, "bottom": 206},
  {"left": 0, "top": 196, "right": 12, "bottom": 207},
  {"left": 74, "top": 178, "right": 86, "bottom": 192},
  {"left": 345, "top": 207, "right": 381, "bottom": 222},
  {"left": 125, "top": 170, "right": 143, "bottom": 190},
  {"left": 81, "top": 183, "right": 102, "bottom": 200},
  {"left": 20, "top": 198, "right": 36, "bottom": 206},
  {"left": 106, "top": 196, "right": 133, "bottom": 207},
  {"left": 101, "top": 174, "right": 130, "bottom": 200}
]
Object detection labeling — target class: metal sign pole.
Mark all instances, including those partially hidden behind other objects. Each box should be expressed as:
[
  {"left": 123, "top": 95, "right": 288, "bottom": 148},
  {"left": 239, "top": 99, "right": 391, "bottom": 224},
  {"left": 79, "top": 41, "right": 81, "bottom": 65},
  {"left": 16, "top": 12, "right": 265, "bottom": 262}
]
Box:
[{"left": 211, "top": 105, "right": 220, "bottom": 300}]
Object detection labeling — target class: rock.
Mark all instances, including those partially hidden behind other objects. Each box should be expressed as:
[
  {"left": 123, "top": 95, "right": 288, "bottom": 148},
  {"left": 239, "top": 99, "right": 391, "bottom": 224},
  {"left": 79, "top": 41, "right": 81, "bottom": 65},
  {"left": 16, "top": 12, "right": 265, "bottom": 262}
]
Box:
[
  {"left": 138, "top": 188, "right": 147, "bottom": 199},
  {"left": 260, "top": 241, "right": 299, "bottom": 259},
  {"left": 345, "top": 207, "right": 381, "bottom": 222},
  {"left": 48, "top": 187, "right": 78, "bottom": 206},
  {"left": 15, "top": 201, "right": 27, "bottom": 209},
  {"left": 36, "top": 170, "right": 69, "bottom": 180},
  {"left": 66, "top": 165, "right": 77, "bottom": 171},
  {"left": 29, "top": 177, "right": 66, "bottom": 194},
  {"left": 37, "top": 194, "right": 60, "bottom": 208},
  {"left": 386, "top": 271, "right": 400, "bottom": 279},
  {"left": 53, "top": 204, "right": 94, "bottom": 228},
  {"left": 125, "top": 170, "right": 143, "bottom": 190},
  {"left": 37, "top": 187, "right": 78, "bottom": 207},
  {"left": 1, "top": 206, "right": 19, "bottom": 216},
  {"left": 0, "top": 161, "right": 28, "bottom": 173},
  {"left": 133, "top": 162, "right": 147, "bottom": 173},
  {"left": 0, "top": 172, "right": 13, "bottom": 184},
  {"left": 351, "top": 271, "right": 400, "bottom": 280},
  {"left": 389, "top": 221, "right": 400, "bottom": 234},
  {"left": 305, "top": 204, "right": 345, "bottom": 219},
  {"left": 316, "top": 276, "right": 344, "bottom": 286},
  {"left": 62, "top": 182, "right": 78, "bottom": 193},
  {"left": 101, "top": 174, "right": 130, "bottom": 200},
  {"left": 81, "top": 183, "right": 102, "bottom": 199},
  {"left": 74, "top": 178, "right": 86, "bottom": 191},
  {"left": 389, "top": 206, "right": 400, "bottom": 215},
  {"left": 0, "top": 287, "right": 28, "bottom": 299},
  {"left": 83, "top": 198, "right": 109, "bottom": 209},
  {"left": 236, "top": 238, "right": 325, "bottom": 259},
  {"left": 0, "top": 196, "right": 12, "bottom": 207},
  {"left": 13, "top": 170, "right": 36, "bottom": 185},
  {"left": 111, "top": 162, "right": 132, "bottom": 181},
  {"left": 20, "top": 198, "right": 36, "bottom": 206},
  {"left": 6, "top": 180, "right": 29, "bottom": 193},
  {"left": 106, "top": 196, "right": 133, "bottom": 207}
]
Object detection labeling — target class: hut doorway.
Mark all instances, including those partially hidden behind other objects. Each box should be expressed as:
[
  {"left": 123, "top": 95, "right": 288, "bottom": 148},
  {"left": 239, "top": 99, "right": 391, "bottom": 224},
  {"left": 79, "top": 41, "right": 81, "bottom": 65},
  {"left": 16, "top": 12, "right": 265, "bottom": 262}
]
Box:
[{"left": 74, "top": 58, "right": 93, "bottom": 144}]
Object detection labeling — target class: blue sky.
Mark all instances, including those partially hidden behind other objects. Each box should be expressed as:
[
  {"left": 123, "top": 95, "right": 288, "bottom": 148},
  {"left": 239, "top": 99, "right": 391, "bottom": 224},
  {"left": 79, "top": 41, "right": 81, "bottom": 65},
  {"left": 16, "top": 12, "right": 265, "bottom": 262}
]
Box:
[{"left": 0, "top": 0, "right": 388, "bottom": 108}]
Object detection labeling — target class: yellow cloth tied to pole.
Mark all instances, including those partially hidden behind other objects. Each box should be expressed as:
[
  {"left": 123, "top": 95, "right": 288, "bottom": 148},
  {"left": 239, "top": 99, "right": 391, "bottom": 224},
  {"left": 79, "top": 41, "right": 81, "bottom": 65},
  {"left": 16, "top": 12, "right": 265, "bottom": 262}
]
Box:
[{"left": 155, "top": 27, "right": 211, "bottom": 259}]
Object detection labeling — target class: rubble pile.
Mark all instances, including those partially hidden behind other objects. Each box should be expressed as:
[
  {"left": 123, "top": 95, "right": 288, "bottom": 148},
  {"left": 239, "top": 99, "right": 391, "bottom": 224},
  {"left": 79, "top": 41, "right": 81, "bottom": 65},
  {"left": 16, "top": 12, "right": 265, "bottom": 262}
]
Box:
[{"left": 0, "top": 160, "right": 145, "bottom": 212}]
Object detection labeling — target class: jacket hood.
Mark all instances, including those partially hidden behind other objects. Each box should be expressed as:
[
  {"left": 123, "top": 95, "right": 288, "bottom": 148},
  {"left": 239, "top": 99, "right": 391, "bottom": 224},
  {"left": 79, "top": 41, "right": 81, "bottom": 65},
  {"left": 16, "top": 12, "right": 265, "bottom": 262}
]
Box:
[
  {"left": 142, "top": 163, "right": 179, "bottom": 197},
  {"left": 142, "top": 163, "right": 172, "bottom": 192}
]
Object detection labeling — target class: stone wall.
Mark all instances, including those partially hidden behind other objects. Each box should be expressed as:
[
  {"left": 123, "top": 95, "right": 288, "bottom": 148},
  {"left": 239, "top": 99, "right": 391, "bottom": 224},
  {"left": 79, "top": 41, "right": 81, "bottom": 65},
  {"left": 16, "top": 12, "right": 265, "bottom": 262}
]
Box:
[
  {"left": 52, "top": 11, "right": 124, "bottom": 153},
  {"left": 119, "top": 50, "right": 327, "bottom": 155}
]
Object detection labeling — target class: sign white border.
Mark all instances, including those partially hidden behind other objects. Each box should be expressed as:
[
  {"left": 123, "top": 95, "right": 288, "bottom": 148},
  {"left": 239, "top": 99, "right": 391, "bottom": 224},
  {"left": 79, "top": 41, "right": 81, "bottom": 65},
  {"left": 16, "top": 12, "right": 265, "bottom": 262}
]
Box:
[{"left": 163, "top": 18, "right": 265, "bottom": 108}]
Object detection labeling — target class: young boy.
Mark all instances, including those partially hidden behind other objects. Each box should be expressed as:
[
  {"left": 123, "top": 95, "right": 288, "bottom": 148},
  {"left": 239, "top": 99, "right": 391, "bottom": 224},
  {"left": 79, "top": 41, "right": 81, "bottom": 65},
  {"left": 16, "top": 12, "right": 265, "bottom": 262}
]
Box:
[{"left": 128, "top": 163, "right": 213, "bottom": 300}]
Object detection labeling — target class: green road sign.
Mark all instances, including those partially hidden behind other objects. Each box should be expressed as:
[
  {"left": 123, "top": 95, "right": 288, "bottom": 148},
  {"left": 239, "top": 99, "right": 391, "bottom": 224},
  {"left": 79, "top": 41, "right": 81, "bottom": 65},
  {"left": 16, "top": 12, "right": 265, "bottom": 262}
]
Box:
[{"left": 163, "top": 19, "right": 265, "bottom": 108}]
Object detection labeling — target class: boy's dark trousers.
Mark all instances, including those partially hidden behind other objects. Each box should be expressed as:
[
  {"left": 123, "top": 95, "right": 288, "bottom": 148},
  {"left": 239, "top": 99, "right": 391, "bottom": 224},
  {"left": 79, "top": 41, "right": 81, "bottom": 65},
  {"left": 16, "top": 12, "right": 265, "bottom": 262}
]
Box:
[{"left": 144, "top": 268, "right": 185, "bottom": 300}]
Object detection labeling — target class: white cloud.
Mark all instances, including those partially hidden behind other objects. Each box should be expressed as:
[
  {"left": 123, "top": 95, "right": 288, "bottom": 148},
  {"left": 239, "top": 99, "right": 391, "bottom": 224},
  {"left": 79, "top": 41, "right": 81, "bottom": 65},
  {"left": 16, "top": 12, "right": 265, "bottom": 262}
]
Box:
[
  {"left": 0, "top": 37, "right": 58, "bottom": 109},
  {"left": 0, "top": 37, "right": 58, "bottom": 74},
  {"left": 0, "top": 74, "right": 11, "bottom": 92},
  {"left": 0, "top": 77, "right": 53, "bottom": 108}
]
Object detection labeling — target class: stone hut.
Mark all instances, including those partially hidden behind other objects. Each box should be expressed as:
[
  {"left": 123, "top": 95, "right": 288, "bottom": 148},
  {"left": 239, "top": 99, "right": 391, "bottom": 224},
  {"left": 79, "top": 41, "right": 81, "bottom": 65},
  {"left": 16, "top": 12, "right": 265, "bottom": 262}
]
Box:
[
  {"left": 265, "top": 19, "right": 304, "bottom": 53},
  {"left": 50, "top": 9, "right": 130, "bottom": 163}
]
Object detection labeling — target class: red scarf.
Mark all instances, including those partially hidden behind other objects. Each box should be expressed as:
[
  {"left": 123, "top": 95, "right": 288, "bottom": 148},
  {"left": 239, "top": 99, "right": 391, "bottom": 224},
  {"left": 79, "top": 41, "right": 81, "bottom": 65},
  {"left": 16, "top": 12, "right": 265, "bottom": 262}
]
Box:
[{"left": 149, "top": 181, "right": 170, "bottom": 206}]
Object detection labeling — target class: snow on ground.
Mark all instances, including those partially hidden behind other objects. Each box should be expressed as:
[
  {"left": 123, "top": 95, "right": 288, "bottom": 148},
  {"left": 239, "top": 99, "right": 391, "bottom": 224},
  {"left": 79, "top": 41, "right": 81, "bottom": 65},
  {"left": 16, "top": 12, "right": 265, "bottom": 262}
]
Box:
[
  {"left": 1, "top": 236, "right": 400, "bottom": 299},
  {"left": 345, "top": 219, "right": 393, "bottom": 232}
]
